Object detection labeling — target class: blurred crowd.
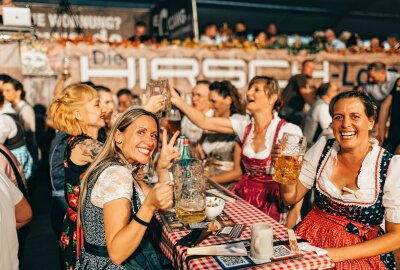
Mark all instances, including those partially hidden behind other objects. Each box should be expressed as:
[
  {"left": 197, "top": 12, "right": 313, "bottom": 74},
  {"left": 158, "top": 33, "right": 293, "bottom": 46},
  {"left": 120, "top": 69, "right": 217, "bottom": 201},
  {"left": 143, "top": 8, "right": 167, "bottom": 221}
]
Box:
[{"left": 129, "top": 20, "right": 400, "bottom": 54}]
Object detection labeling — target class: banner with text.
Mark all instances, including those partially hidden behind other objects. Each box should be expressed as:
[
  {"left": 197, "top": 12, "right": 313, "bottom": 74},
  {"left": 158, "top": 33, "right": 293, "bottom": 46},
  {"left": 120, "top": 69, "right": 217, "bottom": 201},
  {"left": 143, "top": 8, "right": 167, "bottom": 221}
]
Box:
[
  {"left": 62, "top": 44, "right": 400, "bottom": 95},
  {"left": 150, "top": 0, "right": 197, "bottom": 40},
  {"left": 30, "top": 4, "right": 148, "bottom": 42},
  {"left": 11, "top": 43, "right": 400, "bottom": 107}
]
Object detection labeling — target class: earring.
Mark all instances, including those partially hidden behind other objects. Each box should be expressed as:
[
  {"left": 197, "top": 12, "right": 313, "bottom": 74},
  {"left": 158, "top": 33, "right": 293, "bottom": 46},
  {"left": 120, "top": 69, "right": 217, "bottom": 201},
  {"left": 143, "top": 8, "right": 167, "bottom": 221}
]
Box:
[{"left": 368, "top": 126, "right": 373, "bottom": 130}]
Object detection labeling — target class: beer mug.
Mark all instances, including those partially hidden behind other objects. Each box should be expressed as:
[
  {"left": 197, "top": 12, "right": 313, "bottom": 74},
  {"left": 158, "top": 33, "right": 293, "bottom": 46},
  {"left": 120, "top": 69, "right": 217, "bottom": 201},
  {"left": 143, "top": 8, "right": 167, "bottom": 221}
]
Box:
[
  {"left": 250, "top": 222, "right": 274, "bottom": 260},
  {"left": 145, "top": 79, "right": 171, "bottom": 111},
  {"left": 173, "top": 158, "right": 206, "bottom": 223},
  {"left": 273, "top": 133, "right": 307, "bottom": 185}
]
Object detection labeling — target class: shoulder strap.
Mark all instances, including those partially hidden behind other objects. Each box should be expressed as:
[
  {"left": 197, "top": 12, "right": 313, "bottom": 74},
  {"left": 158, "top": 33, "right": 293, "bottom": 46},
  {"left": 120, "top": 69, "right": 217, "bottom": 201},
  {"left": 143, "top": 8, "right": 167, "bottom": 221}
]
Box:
[
  {"left": 242, "top": 122, "right": 253, "bottom": 145},
  {"left": 379, "top": 148, "right": 393, "bottom": 187},
  {"left": 0, "top": 147, "right": 29, "bottom": 201},
  {"left": 272, "top": 119, "right": 286, "bottom": 145},
  {"left": 314, "top": 138, "right": 335, "bottom": 187}
]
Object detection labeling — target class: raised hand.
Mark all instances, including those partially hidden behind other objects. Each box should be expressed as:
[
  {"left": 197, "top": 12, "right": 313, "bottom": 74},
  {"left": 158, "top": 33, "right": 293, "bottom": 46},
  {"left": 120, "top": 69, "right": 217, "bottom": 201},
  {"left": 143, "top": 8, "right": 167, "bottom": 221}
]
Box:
[
  {"left": 157, "top": 130, "right": 180, "bottom": 173},
  {"left": 271, "top": 140, "right": 282, "bottom": 166},
  {"left": 169, "top": 87, "right": 182, "bottom": 106},
  {"left": 142, "top": 94, "right": 167, "bottom": 114},
  {"left": 144, "top": 182, "right": 173, "bottom": 212}
]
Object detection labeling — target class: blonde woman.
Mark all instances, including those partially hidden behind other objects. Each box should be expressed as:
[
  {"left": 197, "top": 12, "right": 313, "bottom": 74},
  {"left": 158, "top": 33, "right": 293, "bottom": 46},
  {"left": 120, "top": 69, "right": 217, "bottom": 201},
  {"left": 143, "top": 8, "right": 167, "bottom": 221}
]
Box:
[
  {"left": 49, "top": 84, "right": 106, "bottom": 270},
  {"left": 76, "top": 108, "right": 180, "bottom": 269}
]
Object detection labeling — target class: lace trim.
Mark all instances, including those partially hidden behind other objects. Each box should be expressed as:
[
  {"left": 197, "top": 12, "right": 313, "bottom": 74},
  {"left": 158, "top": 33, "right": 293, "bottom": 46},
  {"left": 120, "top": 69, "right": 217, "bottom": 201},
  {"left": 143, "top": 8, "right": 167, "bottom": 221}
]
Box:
[{"left": 315, "top": 143, "right": 382, "bottom": 208}]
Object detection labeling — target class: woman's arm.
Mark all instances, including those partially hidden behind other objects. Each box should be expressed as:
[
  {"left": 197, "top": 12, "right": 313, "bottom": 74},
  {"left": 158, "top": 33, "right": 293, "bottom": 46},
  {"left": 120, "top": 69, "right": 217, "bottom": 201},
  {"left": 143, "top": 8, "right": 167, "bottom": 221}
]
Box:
[
  {"left": 285, "top": 199, "right": 303, "bottom": 229},
  {"left": 70, "top": 138, "right": 103, "bottom": 165},
  {"left": 104, "top": 182, "right": 173, "bottom": 265},
  {"left": 211, "top": 142, "right": 243, "bottom": 184},
  {"left": 15, "top": 196, "right": 32, "bottom": 229},
  {"left": 171, "top": 88, "right": 234, "bottom": 134},
  {"left": 377, "top": 95, "right": 392, "bottom": 146},
  {"left": 53, "top": 76, "right": 67, "bottom": 98},
  {"left": 326, "top": 221, "right": 400, "bottom": 262}
]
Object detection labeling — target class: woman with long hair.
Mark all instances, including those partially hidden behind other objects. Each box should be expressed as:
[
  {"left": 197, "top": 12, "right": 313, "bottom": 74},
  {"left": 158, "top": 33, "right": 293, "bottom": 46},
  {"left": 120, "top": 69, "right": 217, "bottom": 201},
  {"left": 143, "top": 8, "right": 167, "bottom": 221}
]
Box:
[
  {"left": 76, "top": 108, "right": 180, "bottom": 269},
  {"left": 275, "top": 91, "right": 400, "bottom": 269},
  {"left": 199, "top": 81, "right": 245, "bottom": 189},
  {"left": 171, "top": 76, "right": 303, "bottom": 227},
  {"left": 49, "top": 83, "right": 106, "bottom": 269}
]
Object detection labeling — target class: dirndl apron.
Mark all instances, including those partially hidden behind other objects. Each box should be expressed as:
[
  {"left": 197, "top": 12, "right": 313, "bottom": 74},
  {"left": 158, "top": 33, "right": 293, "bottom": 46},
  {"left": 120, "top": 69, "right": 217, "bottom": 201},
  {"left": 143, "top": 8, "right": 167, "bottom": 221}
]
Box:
[{"left": 232, "top": 119, "right": 286, "bottom": 222}]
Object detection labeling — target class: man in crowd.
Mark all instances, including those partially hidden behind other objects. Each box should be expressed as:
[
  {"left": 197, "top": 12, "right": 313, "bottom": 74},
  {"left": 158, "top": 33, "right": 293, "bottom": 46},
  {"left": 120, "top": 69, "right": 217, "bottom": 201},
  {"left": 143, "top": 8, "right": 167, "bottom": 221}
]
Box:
[
  {"left": 325, "top": 28, "right": 346, "bottom": 50},
  {"left": 200, "top": 23, "right": 219, "bottom": 45},
  {"left": 0, "top": 169, "right": 32, "bottom": 270},
  {"left": 369, "top": 37, "right": 384, "bottom": 52},
  {"left": 280, "top": 59, "right": 315, "bottom": 126},
  {"left": 377, "top": 75, "right": 400, "bottom": 154},
  {"left": 234, "top": 21, "right": 248, "bottom": 41},
  {"left": 128, "top": 21, "right": 150, "bottom": 42},
  {"left": 116, "top": 88, "right": 133, "bottom": 112},
  {"left": 266, "top": 23, "right": 278, "bottom": 42},
  {"left": 387, "top": 33, "right": 399, "bottom": 50},
  {"left": 181, "top": 80, "right": 213, "bottom": 144},
  {"left": 364, "top": 62, "right": 400, "bottom": 108}
]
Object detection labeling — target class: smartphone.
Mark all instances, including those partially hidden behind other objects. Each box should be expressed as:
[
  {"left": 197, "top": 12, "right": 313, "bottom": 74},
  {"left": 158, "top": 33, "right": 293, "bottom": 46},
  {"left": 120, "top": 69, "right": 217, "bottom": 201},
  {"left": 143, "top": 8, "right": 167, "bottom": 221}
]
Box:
[{"left": 177, "top": 229, "right": 212, "bottom": 247}]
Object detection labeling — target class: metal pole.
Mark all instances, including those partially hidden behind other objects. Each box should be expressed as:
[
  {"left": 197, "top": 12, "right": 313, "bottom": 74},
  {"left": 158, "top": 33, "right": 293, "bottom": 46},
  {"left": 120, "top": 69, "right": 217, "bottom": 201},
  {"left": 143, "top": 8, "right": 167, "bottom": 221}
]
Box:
[{"left": 191, "top": 0, "right": 199, "bottom": 40}]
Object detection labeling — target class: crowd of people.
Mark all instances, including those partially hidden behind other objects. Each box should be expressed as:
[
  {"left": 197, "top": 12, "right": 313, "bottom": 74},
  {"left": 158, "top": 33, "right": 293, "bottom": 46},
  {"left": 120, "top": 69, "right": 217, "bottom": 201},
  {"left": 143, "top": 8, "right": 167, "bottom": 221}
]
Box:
[
  {"left": 0, "top": 57, "right": 400, "bottom": 270},
  {"left": 199, "top": 22, "right": 400, "bottom": 53},
  {"left": 128, "top": 19, "right": 400, "bottom": 54}
]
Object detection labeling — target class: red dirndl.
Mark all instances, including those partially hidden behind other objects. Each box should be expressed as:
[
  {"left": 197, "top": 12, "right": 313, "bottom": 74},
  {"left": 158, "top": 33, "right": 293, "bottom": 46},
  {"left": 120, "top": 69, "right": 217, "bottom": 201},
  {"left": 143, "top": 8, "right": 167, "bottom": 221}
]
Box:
[{"left": 232, "top": 119, "right": 286, "bottom": 223}]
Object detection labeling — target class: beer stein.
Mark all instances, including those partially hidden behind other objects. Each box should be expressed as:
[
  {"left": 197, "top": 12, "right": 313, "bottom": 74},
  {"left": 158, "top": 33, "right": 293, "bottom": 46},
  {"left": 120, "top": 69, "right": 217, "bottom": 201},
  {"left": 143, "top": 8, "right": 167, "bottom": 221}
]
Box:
[
  {"left": 145, "top": 79, "right": 171, "bottom": 111},
  {"left": 173, "top": 158, "right": 206, "bottom": 223},
  {"left": 250, "top": 222, "right": 274, "bottom": 260},
  {"left": 273, "top": 133, "right": 307, "bottom": 185}
]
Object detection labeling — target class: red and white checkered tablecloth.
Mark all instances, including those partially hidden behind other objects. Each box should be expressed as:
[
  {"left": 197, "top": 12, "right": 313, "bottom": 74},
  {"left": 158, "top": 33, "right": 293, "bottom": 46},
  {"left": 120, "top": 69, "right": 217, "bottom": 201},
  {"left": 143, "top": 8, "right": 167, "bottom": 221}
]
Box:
[{"left": 156, "top": 182, "right": 334, "bottom": 270}]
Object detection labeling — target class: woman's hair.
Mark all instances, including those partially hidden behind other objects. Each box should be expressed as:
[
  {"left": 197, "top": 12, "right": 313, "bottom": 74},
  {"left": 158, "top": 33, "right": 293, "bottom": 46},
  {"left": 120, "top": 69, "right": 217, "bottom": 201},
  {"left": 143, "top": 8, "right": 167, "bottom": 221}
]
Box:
[
  {"left": 329, "top": 90, "right": 377, "bottom": 121},
  {"left": 94, "top": 85, "right": 112, "bottom": 93},
  {"left": 78, "top": 108, "right": 159, "bottom": 224},
  {"left": 316, "top": 83, "right": 331, "bottom": 97},
  {"left": 209, "top": 81, "right": 245, "bottom": 115},
  {"left": 248, "top": 76, "right": 282, "bottom": 111},
  {"left": 48, "top": 83, "right": 98, "bottom": 136},
  {"left": 5, "top": 78, "right": 26, "bottom": 100}
]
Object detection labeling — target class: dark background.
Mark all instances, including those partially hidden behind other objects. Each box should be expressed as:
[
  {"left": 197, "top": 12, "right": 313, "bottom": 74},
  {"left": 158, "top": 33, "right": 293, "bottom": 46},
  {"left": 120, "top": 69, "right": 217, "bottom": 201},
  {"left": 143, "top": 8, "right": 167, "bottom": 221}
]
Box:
[{"left": 15, "top": 0, "right": 400, "bottom": 39}]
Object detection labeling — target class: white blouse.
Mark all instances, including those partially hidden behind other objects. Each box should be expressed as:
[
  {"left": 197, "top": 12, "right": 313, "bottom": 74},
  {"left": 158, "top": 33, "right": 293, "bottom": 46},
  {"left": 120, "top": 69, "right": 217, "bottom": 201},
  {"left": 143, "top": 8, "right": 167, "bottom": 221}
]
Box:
[
  {"left": 299, "top": 136, "right": 400, "bottom": 223},
  {"left": 91, "top": 165, "right": 145, "bottom": 208},
  {"left": 230, "top": 113, "right": 303, "bottom": 159}
]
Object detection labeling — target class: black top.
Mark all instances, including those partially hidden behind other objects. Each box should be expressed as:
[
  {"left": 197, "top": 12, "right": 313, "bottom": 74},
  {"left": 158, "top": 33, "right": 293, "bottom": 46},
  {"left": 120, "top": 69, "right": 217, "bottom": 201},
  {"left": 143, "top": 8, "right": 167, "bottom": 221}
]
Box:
[
  {"left": 4, "top": 113, "right": 25, "bottom": 150},
  {"left": 281, "top": 74, "right": 308, "bottom": 112},
  {"left": 386, "top": 78, "right": 400, "bottom": 152}
]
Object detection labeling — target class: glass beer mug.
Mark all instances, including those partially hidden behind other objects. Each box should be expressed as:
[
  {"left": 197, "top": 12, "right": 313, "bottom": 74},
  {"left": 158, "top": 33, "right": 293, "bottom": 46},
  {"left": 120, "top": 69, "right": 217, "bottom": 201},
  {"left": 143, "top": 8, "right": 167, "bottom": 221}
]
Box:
[
  {"left": 173, "top": 159, "right": 206, "bottom": 223},
  {"left": 273, "top": 133, "right": 307, "bottom": 185},
  {"left": 145, "top": 79, "right": 171, "bottom": 111}
]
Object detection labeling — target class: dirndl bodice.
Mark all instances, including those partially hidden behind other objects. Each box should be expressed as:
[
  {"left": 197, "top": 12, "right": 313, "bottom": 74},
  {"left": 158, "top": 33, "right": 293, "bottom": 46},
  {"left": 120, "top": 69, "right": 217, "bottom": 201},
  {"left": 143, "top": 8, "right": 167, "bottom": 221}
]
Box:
[
  {"left": 295, "top": 138, "right": 396, "bottom": 270},
  {"left": 232, "top": 119, "right": 286, "bottom": 222}
]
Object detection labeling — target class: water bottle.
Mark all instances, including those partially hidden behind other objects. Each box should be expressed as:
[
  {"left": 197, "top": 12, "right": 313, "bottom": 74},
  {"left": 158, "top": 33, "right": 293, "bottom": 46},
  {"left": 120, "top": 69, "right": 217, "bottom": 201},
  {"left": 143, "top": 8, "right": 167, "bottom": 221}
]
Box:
[
  {"left": 181, "top": 138, "right": 192, "bottom": 160},
  {"left": 177, "top": 134, "right": 186, "bottom": 156}
]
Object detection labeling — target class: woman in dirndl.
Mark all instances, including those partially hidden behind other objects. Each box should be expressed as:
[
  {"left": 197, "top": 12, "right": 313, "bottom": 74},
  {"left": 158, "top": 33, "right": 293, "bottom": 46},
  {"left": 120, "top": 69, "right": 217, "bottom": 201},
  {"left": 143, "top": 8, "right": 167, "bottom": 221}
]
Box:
[
  {"left": 276, "top": 90, "right": 400, "bottom": 269},
  {"left": 171, "top": 76, "right": 303, "bottom": 227}
]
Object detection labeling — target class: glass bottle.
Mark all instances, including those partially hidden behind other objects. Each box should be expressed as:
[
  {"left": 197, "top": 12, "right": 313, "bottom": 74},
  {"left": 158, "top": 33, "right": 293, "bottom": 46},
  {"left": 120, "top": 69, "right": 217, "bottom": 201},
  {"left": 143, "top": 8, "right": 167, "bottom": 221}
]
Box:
[{"left": 181, "top": 138, "right": 191, "bottom": 160}]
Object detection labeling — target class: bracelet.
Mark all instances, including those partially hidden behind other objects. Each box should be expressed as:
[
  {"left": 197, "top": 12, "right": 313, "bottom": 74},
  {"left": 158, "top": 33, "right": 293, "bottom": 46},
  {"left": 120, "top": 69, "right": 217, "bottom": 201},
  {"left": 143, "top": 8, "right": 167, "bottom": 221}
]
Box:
[{"left": 132, "top": 214, "right": 150, "bottom": 227}]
